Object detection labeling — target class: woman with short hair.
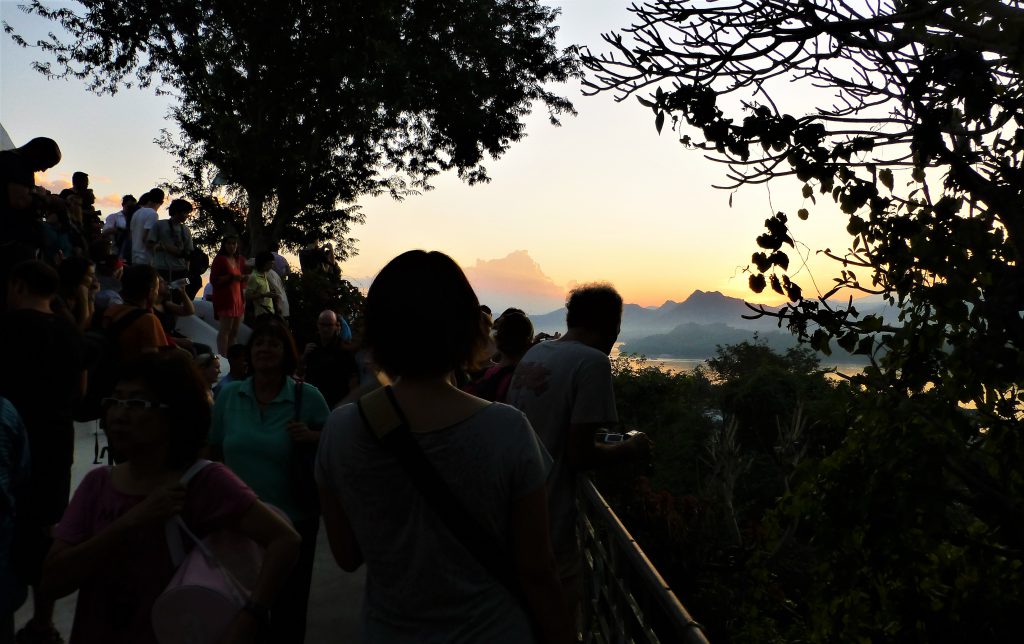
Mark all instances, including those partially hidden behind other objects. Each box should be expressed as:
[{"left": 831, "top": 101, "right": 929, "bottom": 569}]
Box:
[
  {"left": 41, "top": 353, "right": 300, "bottom": 644},
  {"left": 211, "top": 318, "right": 330, "bottom": 643},
  {"left": 316, "top": 250, "right": 574, "bottom": 643}
]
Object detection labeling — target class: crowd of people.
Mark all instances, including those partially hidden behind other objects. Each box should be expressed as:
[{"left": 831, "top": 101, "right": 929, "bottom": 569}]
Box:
[{"left": 1, "top": 138, "right": 654, "bottom": 644}]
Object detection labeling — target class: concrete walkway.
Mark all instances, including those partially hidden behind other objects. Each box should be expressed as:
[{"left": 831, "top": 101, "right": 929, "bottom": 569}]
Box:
[{"left": 14, "top": 421, "right": 365, "bottom": 643}]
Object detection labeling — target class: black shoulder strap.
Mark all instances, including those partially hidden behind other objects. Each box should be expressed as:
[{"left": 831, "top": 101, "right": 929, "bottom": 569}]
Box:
[
  {"left": 108, "top": 307, "right": 149, "bottom": 338},
  {"left": 357, "top": 387, "right": 528, "bottom": 606}
]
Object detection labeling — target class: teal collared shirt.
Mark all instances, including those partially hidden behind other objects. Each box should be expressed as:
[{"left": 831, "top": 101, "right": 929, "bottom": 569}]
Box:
[{"left": 211, "top": 376, "right": 330, "bottom": 521}]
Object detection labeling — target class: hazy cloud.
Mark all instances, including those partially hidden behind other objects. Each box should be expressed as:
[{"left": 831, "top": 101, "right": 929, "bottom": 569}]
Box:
[{"left": 463, "top": 250, "right": 566, "bottom": 315}]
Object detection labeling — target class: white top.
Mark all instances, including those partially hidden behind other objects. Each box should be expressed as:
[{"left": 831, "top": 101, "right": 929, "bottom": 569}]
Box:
[
  {"left": 102, "top": 210, "right": 126, "bottom": 233},
  {"left": 129, "top": 207, "right": 159, "bottom": 265},
  {"left": 265, "top": 268, "right": 289, "bottom": 317}
]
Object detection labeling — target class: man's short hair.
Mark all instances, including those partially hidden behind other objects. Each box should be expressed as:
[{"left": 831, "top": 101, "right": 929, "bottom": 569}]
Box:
[
  {"left": 366, "top": 250, "right": 487, "bottom": 379},
  {"left": 121, "top": 264, "right": 159, "bottom": 301},
  {"left": 566, "top": 283, "right": 623, "bottom": 332},
  {"left": 72, "top": 171, "right": 88, "bottom": 183},
  {"left": 168, "top": 198, "right": 193, "bottom": 217},
  {"left": 122, "top": 194, "right": 136, "bottom": 205},
  {"left": 226, "top": 343, "right": 247, "bottom": 362},
  {"left": 8, "top": 260, "right": 59, "bottom": 297},
  {"left": 148, "top": 188, "right": 165, "bottom": 202}
]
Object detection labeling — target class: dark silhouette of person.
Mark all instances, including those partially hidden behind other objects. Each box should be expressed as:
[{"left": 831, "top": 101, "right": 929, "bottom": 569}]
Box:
[{"left": 0, "top": 260, "right": 84, "bottom": 643}]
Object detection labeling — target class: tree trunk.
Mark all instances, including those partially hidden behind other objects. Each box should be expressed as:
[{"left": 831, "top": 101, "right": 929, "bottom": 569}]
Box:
[{"left": 245, "top": 188, "right": 266, "bottom": 256}]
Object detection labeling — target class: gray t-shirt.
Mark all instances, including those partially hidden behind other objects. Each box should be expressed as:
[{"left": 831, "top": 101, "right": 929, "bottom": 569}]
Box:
[
  {"left": 151, "top": 218, "right": 193, "bottom": 272},
  {"left": 506, "top": 340, "right": 618, "bottom": 576},
  {"left": 315, "top": 401, "right": 552, "bottom": 643}
]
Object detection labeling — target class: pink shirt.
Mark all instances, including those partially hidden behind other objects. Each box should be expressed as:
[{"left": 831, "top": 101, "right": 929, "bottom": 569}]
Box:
[{"left": 54, "top": 463, "right": 257, "bottom": 644}]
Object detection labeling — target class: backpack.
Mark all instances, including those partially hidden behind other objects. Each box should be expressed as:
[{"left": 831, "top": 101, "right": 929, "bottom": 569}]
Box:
[{"left": 74, "top": 307, "right": 149, "bottom": 422}]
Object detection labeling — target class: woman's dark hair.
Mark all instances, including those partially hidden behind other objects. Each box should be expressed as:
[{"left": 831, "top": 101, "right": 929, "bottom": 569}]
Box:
[
  {"left": 57, "top": 256, "right": 93, "bottom": 296},
  {"left": 494, "top": 311, "right": 534, "bottom": 359},
  {"left": 218, "top": 235, "right": 239, "bottom": 256},
  {"left": 246, "top": 316, "right": 300, "bottom": 375},
  {"left": 115, "top": 352, "right": 212, "bottom": 468},
  {"left": 366, "top": 250, "right": 487, "bottom": 379}
]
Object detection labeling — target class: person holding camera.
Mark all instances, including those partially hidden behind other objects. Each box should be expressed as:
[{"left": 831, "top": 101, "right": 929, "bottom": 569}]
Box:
[
  {"left": 151, "top": 199, "right": 194, "bottom": 286},
  {"left": 507, "top": 283, "right": 653, "bottom": 625}
]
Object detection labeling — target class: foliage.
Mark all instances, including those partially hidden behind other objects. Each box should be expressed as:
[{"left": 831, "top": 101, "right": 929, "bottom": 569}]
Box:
[
  {"left": 284, "top": 265, "right": 365, "bottom": 350},
  {"left": 7, "top": 0, "right": 577, "bottom": 252},
  {"left": 584, "top": 1, "right": 1024, "bottom": 640},
  {"left": 608, "top": 345, "right": 849, "bottom": 642}
]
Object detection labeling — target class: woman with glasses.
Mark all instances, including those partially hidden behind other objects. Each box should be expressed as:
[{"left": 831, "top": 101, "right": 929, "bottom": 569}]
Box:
[
  {"left": 41, "top": 353, "right": 300, "bottom": 644},
  {"left": 315, "top": 251, "right": 574, "bottom": 643},
  {"left": 211, "top": 318, "right": 330, "bottom": 644}
]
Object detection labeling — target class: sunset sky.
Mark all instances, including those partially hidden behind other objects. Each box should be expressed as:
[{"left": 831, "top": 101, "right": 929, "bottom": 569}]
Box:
[{"left": 1, "top": 0, "right": 856, "bottom": 314}]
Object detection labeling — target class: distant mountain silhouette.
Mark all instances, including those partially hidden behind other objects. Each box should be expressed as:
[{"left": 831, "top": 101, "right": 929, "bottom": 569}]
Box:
[
  {"left": 528, "top": 289, "right": 781, "bottom": 341},
  {"left": 528, "top": 289, "right": 877, "bottom": 361},
  {"left": 621, "top": 322, "right": 798, "bottom": 357}
]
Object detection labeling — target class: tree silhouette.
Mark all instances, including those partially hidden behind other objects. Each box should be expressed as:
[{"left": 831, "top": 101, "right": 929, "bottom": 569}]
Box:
[
  {"left": 7, "top": 0, "right": 576, "bottom": 252},
  {"left": 584, "top": 1, "right": 1024, "bottom": 640}
]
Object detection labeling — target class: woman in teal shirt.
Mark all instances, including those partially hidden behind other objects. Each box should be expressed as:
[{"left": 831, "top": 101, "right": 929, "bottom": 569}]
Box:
[{"left": 211, "top": 317, "right": 329, "bottom": 644}]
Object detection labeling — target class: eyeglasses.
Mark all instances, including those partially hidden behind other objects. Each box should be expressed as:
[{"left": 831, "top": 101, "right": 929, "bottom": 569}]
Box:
[{"left": 101, "top": 398, "right": 170, "bottom": 411}]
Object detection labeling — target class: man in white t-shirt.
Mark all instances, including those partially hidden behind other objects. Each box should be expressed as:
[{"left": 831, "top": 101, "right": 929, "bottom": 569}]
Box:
[
  {"left": 507, "top": 283, "right": 652, "bottom": 618},
  {"left": 129, "top": 188, "right": 164, "bottom": 265},
  {"left": 101, "top": 194, "right": 135, "bottom": 237}
]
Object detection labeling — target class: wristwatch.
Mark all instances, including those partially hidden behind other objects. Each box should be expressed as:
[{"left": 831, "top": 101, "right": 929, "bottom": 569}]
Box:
[{"left": 242, "top": 599, "right": 271, "bottom": 625}]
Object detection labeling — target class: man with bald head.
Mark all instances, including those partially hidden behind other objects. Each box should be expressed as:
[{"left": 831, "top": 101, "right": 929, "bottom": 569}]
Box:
[{"left": 300, "top": 309, "right": 358, "bottom": 407}]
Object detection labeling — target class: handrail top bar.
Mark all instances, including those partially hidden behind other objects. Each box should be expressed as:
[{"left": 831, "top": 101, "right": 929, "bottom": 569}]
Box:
[{"left": 580, "top": 477, "right": 711, "bottom": 644}]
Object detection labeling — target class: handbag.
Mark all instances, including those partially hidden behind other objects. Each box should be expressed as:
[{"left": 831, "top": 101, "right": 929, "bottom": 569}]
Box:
[
  {"left": 151, "top": 460, "right": 260, "bottom": 644},
  {"left": 356, "top": 387, "right": 533, "bottom": 615},
  {"left": 288, "top": 379, "right": 321, "bottom": 515}
]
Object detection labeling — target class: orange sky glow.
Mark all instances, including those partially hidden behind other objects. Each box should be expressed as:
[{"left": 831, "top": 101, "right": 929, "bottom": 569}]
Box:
[{"left": 3, "top": 1, "right": 861, "bottom": 314}]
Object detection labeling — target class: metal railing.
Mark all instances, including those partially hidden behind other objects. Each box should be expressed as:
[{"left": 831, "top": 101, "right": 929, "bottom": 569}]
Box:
[{"left": 579, "top": 478, "right": 709, "bottom": 644}]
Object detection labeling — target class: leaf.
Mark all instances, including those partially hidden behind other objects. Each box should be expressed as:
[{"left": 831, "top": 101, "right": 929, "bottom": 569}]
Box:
[
  {"left": 749, "top": 273, "right": 766, "bottom": 293},
  {"left": 912, "top": 166, "right": 926, "bottom": 183},
  {"left": 798, "top": 208, "right": 809, "bottom": 220},
  {"left": 879, "top": 168, "right": 894, "bottom": 191},
  {"left": 802, "top": 184, "right": 813, "bottom": 198},
  {"left": 655, "top": 111, "right": 666, "bottom": 134}
]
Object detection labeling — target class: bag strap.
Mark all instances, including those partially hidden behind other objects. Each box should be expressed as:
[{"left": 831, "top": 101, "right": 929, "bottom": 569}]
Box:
[
  {"left": 107, "top": 306, "right": 149, "bottom": 338},
  {"left": 356, "top": 387, "right": 526, "bottom": 606},
  {"left": 161, "top": 459, "right": 249, "bottom": 603},
  {"left": 165, "top": 459, "right": 212, "bottom": 566},
  {"left": 293, "top": 378, "right": 304, "bottom": 421}
]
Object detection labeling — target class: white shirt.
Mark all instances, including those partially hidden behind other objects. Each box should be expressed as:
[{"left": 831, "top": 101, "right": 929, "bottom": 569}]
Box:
[
  {"left": 103, "top": 210, "right": 126, "bottom": 233},
  {"left": 130, "top": 207, "right": 159, "bottom": 265},
  {"left": 266, "top": 268, "right": 289, "bottom": 317}
]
